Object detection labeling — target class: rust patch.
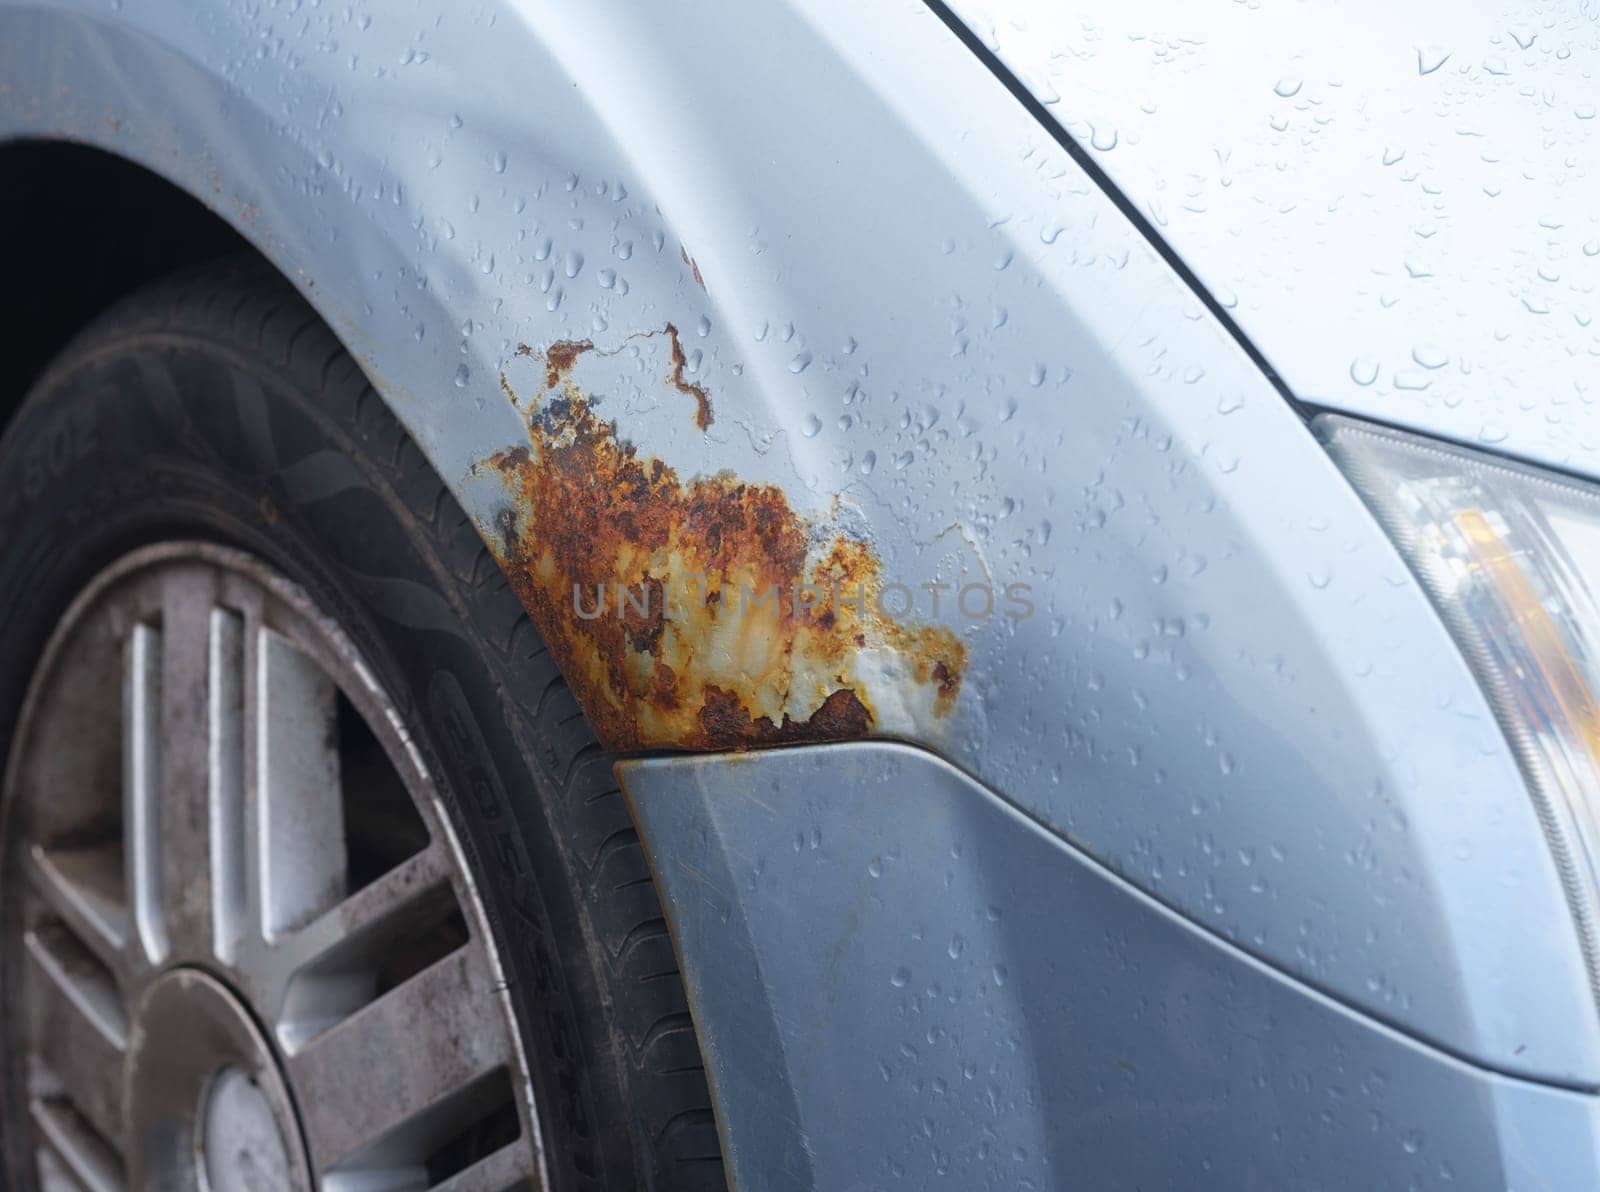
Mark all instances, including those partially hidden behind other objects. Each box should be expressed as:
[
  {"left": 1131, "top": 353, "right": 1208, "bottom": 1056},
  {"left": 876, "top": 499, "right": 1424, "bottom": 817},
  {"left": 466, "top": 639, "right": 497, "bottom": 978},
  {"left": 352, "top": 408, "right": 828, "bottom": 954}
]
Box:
[
  {"left": 480, "top": 345, "right": 967, "bottom": 752},
  {"left": 696, "top": 686, "right": 872, "bottom": 746},
  {"left": 664, "top": 323, "right": 714, "bottom": 431},
  {"left": 541, "top": 339, "right": 594, "bottom": 390}
]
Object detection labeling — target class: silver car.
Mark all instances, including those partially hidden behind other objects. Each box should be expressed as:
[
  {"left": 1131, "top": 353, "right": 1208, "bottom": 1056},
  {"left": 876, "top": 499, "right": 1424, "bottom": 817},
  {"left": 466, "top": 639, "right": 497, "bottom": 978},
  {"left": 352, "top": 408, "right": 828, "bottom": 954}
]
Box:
[{"left": 2, "top": 0, "right": 1598, "bottom": 1188}]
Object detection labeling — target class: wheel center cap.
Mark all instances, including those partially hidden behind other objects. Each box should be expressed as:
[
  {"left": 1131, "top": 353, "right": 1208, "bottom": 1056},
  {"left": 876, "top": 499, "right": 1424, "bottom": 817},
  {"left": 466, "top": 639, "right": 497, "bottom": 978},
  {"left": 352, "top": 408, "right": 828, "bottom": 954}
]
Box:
[
  {"left": 201, "top": 1065, "right": 294, "bottom": 1191},
  {"left": 127, "top": 968, "right": 311, "bottom": 1190}
]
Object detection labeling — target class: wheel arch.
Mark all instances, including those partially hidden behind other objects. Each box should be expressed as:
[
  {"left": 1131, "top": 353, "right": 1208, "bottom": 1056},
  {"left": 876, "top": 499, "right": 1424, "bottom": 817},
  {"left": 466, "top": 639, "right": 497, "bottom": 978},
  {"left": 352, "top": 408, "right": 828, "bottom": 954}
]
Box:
[
  {"left": 0, "top": 1, "right": 994, "bottom": 760},
  {"left": 0, "top": 140, "right": 254, "bottom": 435}
]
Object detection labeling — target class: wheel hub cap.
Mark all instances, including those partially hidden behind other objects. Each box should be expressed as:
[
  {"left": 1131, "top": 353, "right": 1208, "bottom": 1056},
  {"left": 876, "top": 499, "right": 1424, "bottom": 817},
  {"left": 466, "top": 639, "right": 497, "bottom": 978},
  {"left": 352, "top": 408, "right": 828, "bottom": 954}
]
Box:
[
  {"left": 202, "top": 1066, "right": 293, "bottom": 1192},
  {"left": 127, "top": 969, "right": 305, "bottom": 1190}
]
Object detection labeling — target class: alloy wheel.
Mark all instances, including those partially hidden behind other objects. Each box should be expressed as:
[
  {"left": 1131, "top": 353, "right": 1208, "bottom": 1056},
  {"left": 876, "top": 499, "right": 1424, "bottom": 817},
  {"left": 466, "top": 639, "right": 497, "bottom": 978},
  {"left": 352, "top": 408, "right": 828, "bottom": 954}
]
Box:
[{"left": 3, "top": 542, "right": 546, "bottom": 1190}]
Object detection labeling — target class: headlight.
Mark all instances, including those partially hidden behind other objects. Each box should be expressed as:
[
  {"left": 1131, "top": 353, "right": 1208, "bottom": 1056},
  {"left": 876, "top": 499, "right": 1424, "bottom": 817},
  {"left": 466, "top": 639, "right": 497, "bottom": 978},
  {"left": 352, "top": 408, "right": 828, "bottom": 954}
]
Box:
[{"left": 1319, "top": 414, "right": 1600, "bottom": 991}]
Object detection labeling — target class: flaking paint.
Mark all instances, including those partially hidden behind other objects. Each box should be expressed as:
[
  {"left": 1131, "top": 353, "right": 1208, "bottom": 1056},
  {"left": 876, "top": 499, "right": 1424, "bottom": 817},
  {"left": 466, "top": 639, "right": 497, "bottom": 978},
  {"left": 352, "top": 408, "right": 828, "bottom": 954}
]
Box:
[{"left": 480, "top": 339, "right": 967, "bottom": 752}]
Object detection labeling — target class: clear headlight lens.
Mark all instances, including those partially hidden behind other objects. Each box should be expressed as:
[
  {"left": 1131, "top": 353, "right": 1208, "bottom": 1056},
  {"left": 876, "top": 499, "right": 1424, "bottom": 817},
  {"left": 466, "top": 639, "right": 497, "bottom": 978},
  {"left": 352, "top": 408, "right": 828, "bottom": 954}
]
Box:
[{"left": 1319, "top": 414, "right": 1600, "bottom": 982}]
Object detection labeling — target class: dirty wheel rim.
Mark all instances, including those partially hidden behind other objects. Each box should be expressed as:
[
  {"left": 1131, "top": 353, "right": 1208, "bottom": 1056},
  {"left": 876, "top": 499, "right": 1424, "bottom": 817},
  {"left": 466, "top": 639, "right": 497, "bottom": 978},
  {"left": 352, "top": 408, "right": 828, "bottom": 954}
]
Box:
[{"left": 3, "top": 543, "right": 546, "bottom": 1190}]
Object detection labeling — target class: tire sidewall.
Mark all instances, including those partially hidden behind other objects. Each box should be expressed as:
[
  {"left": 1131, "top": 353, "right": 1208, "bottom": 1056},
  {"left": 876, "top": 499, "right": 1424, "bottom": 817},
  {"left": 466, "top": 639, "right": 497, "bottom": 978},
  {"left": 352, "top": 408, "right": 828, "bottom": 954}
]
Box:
[{"left": 0, "top": 293, "right": 635, "bottom": 1190}]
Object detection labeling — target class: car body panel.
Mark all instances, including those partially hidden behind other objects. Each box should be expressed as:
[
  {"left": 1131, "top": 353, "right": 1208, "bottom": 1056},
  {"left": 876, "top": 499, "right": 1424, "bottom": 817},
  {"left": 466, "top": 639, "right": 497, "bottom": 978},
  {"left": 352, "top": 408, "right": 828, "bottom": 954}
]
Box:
[
  {"left": 1, "top": 0, "right": 1597, "bottom": 1122},
  {"left": 623, "top": 741, "right": 1600, "bottom": 1192},
  {"left": 946, "top": 0, "right": 1600, "bottom": 478}
]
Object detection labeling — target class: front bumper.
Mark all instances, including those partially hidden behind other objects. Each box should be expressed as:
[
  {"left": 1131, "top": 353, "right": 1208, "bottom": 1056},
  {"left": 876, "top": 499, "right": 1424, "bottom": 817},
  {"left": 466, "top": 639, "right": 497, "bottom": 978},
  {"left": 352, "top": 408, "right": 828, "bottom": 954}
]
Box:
[{"left": 622, "top": 742, "right": 1600, "bottom": 1191}]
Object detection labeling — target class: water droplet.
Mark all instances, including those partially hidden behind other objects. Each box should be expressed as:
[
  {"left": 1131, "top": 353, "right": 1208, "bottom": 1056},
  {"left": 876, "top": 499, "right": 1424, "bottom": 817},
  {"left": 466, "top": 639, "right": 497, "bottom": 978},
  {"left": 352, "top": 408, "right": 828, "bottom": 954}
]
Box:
[
  {"left": 1349, "top": 357, "right": 1380, "bottom": 386},
  {"left": 801, "top": 415, "right": 823, "bottom": 438},
  {"left": 491, "top": 149, "right": 507, "bottom": 174},
  {"left": 890, "top": 967, "right": 910, "bottom": 988},
  {"left": 453, "top": 363, "right": 470, "bottom": 388},
  {"left": 1273, "top": 76, "right": 1303, "bottom": 98},
  {"left": 1382, "top": 144, "right": 1406, "bottom": 166},
  {"left": 1416, "top": 45, "right": 1451, "bottom": 76},
  {"left": 1411, "top": 345, "right": 1449, "bottom": 370},
  {"left": 789, "top": 351, "right": 813, "bottom": 374},
  {"left": 1090, "top": 124, "right": 1118, "bottom": 152}
]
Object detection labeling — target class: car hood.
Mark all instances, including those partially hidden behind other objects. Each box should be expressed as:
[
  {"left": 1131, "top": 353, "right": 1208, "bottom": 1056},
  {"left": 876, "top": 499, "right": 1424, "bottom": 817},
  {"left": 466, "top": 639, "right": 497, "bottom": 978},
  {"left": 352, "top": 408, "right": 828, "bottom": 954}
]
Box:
[{"left": 945, "top": 0, "right": 1600, "bottom": 480}]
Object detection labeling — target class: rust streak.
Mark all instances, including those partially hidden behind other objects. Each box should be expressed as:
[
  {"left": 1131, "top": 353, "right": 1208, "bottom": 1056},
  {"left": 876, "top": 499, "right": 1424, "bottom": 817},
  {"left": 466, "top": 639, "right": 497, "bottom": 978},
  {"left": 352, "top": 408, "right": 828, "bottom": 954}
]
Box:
[
  {"left": 480, "top": 342, "right": 966, "bottom": 752},
  {"left": 664, "top": 323, "right": 714, "bottom": 431},
  {"left": 679, "top": 246, "right": 707, "bottom": 291}
]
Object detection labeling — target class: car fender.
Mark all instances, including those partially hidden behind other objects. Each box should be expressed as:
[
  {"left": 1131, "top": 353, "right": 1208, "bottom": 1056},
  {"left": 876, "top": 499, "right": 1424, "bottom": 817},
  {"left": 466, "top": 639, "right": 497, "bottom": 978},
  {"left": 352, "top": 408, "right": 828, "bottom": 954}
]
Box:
[{"left": 2, "top": 0, "right": 1595, "bottom": 1094}]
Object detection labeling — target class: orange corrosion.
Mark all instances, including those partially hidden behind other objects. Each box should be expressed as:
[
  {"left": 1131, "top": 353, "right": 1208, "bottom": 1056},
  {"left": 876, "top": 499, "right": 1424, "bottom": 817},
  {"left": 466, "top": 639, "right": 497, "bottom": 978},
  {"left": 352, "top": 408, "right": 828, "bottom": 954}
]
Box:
[
  {"left": 481, "top": 341, "right": 967, "bottom": 752},
  {"left": 664, "top": 323, "right": 713, "bottom": 431}
]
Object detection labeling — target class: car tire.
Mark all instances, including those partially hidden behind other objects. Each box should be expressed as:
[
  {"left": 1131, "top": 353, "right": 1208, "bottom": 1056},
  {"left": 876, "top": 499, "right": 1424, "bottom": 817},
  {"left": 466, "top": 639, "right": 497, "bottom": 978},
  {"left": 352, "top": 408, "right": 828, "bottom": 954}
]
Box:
[{"left": 0, "top": 256, "right": 724, "bottom": 1191}]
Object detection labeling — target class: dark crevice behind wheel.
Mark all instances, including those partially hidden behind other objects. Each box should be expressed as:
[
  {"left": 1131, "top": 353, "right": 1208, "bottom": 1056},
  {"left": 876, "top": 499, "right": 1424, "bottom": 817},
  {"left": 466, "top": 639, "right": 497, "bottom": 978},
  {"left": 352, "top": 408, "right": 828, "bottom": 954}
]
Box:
[{"left": 0, "top": 258, "right": 726, "bottom": 1192}]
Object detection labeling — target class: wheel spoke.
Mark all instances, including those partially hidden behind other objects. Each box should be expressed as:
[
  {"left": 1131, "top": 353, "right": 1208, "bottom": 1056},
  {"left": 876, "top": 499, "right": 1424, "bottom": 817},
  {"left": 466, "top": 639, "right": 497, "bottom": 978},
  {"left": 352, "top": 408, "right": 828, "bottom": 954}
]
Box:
[
  {"left": 289, "top": 946, "right": 513, "bottom": 1173},
  {"left": 209, "top": 606, "right": 249, "bottom": 963},
  {"left": 255, "top": 629, "right": 346, "bottom": 939},
  {"left": 26, "top": 844, "right": 128, "bottom": 977},
  {"left": 23, "top": 926, "right": 128, "bottom": 1156},
  {"left": 290, "top": 841, "right": 453, "bottom": 963},
  {"left": 152, "top": 575, "right": 226, "bottom": 961},
  {"left": 122, "top": 623, "right": 165, "bottom": 965},
  {"left": 31, "top": 1098, "right": 125, "bottom": 1192},
  {"left": 249, "top": 841, "right": 452, "bottom": 1027}
]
